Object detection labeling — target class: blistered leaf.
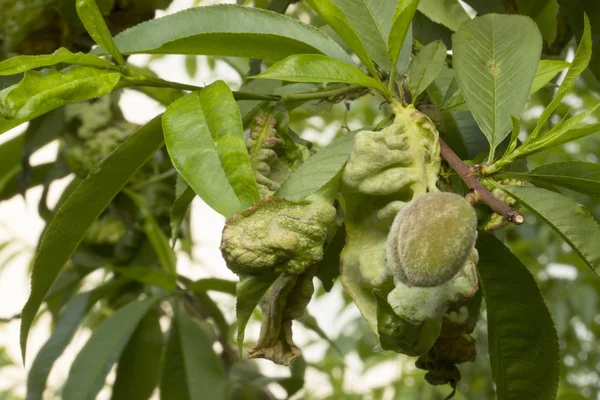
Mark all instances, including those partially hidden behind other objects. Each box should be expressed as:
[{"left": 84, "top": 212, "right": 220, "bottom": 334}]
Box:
[
  {"left": 477, "top": 233, "right": 559, "bottom": 400},
  {"left": 96, "top": 5, "right": 352, "bottom": 64},
  {"left": 76, "top": 0, "right": 125, "bottom": 67},
  {"left": 501, "top": 185, "right": 600, "bottom": 277},
  {"left": 453, "top": 15, "right": 542, "bottom": 154},
  {"left": 163, "top": 81, "right": 260, "bottom": 217},
  {"left": 0, "top": 67, "right": 121, "bottom": 135},
  {"left": 62, "top": 297, "right": 161, "bottom": 400},
  {"left": 0, "top": 48, "right": 118, "bottom": 76},
  {"left": 20, "top": 117, "right": 164, "bottom": 360},
  {"left": 255, "top": 55, "right": 385, "bottom": 92}
]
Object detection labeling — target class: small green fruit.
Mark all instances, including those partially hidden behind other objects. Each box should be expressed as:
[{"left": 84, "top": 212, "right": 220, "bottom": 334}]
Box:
[{"left": 386, "top": 192, "right": 477, "bottom": 287}]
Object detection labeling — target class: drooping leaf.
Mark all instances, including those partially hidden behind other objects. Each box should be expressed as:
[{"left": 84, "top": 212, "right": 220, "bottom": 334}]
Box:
[
  {"left": 20, "top": 116, "right": 164, "bottom": 360},
  {"left": 26, "top": 281, "right": 124, "bottom": 400},
  {"left": 170, "top": 176, "right": 196, "bottom": 246},
  {"left": 163, "top": 81, "right": 260, "bottom": 217},
  {"left": 528, "top": 15, "right": 591, "bottom": 141},
  {"left": 236, "top": 270, "right": 279, "bottom": 358},
  {"left": 331, "top": 0, "right": 399, "bottom": 70},
  {"left": 477, "top": 233, "right": 559, "bottom": 400},
  {"left": 111, "top": 267, "right": 177, "bottom": 291},
  {"left": 144, "top": 214, "right": 177, "bottom": 275},
  {"left": 95, "top": 4, "right": 352, "bottom": 64},
  {"left": 76, "top": 0, "right": 126, "bottom": 67},
  {"left": 0, "top": 48, "right": 118, "bottom": 76},
  {"left": 62, "top": 297, "right": 161, "bottom": 400},
  {"left": 529, "top": 59, "right": 571, "bottom": 94},
  {"left": 255, "top": 55, "right": 386, "bottom": 92},
  {"left": 388, "top": 0, "right": 420, "bottom": 71},
  {"left": 417, "top": 0, "right": 471, "bottom": 31},
  {"left": 111, "top": 307, "right": 163, "bottom": 400},
  {"left": 406, "top": 40, "right": 447, "bottom": 101},
  {"left": 500, "top": 185, "right": 600, "bottom": 277},
  {"left": 188, "top": 278, "right": 236, "bottom": 295},
  {"left": 160, "top": 308, "right": 228, "bottom": 400},
  {"left": 452, "top": 14, "right": 542, "bottom": 154},
  {"left": 0, "top": 67, "right": 121, "bottom": 135},
  {"left": 276, "top": 132, "right": 356, "bottom": 201},
  {"left": 306, "top": 0, "right": 380, "bottom": 79}
]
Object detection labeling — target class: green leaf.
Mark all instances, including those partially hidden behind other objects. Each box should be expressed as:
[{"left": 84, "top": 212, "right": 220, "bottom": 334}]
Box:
[
  {"left": 111, "top": 307, "right": 163, "bottom": 400},
  {"left": 26, "top": 281, "right": 123, "bottom": 400},
  {"left": 315, "top": 225, "right": 345, "bottom": 292},
  {"left": 528, "top": 15, "right": 591, "bottom": 141},
  {"left": 20, "top": 116, "right": 164, "bottom": 361},
  {"left": 388, "top": 0, "right": 420, "bottom": 71},
  {"left": 500, "top": 185, "right": 600, "bottom": 277},
  {"left": 306, "top": 0, "right": 380, "bottom": 79},
  {"left": 170, "top": 176, "right": 195, "bottom": 246},
  {"left": 112, "top": 267, "right": 177, "bottom": 291},
  {"left": 331, "top": 0, "right": 399, "bottom": 70},
  {"left": 144, "top": 215, "right": 177, "bottom": 275},
  {"left": 163, "top": 81, "right": 260, "bottom": 218},
  {"left": 560, "top": 1, "right": 600, "bottom": 81},
  {"left": 76, "top": 0, "right": 125, "bottom": 67},
  {"left": 417, "top": 0, "right": 471, "bottom": 31},
  {"left": 188, "top": 278, "right": 236, "bottom": 295},
  {"left": 0, "top": 48, "right": 118, "bottom": 76},
  {"left": 160, "top": 309, "right": 228, "bottom": 400},
  {"left": 452, "top": 14, "right": 542, "bottom": 154},
  {"left": 529, "top": 59, "right": 570, "bottom": 94},
  {"left": 524, "top": 162, "right": 600, "bottom": 197},
  {"left": 276, "top": 132, "right": 356, "bottom": 201},
  {"left": 477, "top": 233, "right": 559, "bottom": 400},
  {"left": 255, "top": 55, "right": 386, "bottom": 92},
  {"left": 96, "top": 4, "right": 352, "bottom": 64},
  {"left": 236, "top": 270, "right": 279, "bottom": 358},
  {"left": 0, "top": 67, "right": 121, "bottom": 135},
  {"left": 515, "top": 0, "right": 558, "bottom": 44},
  {"left": 62, "top": 297, "right": 161, "bottom": 400},
  {"left": 406, "top": 40, "right": 447, "bottom": 101}
]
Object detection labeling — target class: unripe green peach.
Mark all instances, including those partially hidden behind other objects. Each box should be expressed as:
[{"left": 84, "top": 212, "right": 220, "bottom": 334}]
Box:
[{"left": 386, "top": 192, "right": 477, "bottom": 287}]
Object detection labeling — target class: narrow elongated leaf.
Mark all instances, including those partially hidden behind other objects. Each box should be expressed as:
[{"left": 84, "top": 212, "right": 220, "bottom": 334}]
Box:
[
  {"left": 529, "top": 15, "right": 591, "bottom": 140},
  {"left": 160, "top": 309, "right": 228, "bottom": 400},
  {"left": 417, "top": 0, "right": 470, "bottom": 31},
  {"left": 163, "top": 81, "right": 260, "bottom": 217},
  {"left": 236, "top": 271, "right": 279, "bottom": 357},
  {"left": 452, "top": 15, "right": 542, "bottom": 153},
  {"left": 276, "top": 131, "right": 356, "bottom": 201},
  {"left": 20, "top": 117, "right": 164, "bottom": 360},
  {"left": 188, "top": 278, "right": 236, "bottom": 295},
  {"left": 170, "top": 177, "right": 195, "bottom": 246},
  {"left": 306, "top": 0, "right": 379, "bottom": 79},
  {"left": 331, "top": 0, "right": 399, "bottom": 69},
  {"left": 0, "top": 48, "right": 117, "bottom": 76},
  {"left": 96, "top": 5, "right": 352, "bottom": 64},
  {"left": 0, "top": 67, "right": 121, "bottom": 134},
  {"left": 529, "top": 60, "right": 570, "bottom": 94},
  {"left": 63, "top": 297, "right": 160, "bottom": 400},
  {"left": 144, "top": 215, "right": 177, "bottom": 274},
  {"left": 26, "top": 281, "right": 123, "bottom": 400},
  {"left": 111, "top": 308, "right": 163, "bottom": 400},
  {"left": 255, "top": 55, "right": 385, "bottom": 92},
  {"left": 525, "top": 162, "right": 600, "bottom": 197},
  {"left": 515, "top": 0, "right": 558, "bottom": 44},
  {"left": 388, "top": 0, "right": 420, "bottom": 70},
  {"left": 406, "top": 40, "right": 447, "bottom": 100},
  {"left": 112, "top": 267, "right": 176, "bottom": 291},
  {"left": 477, "top": 233, "right": 559, "bottom": 400},
  {"left": 501, "top": 185, "right": 600, "bottom": 276},
  {"left": 76, "top": 0, "right": 125, "bottom": 67}
]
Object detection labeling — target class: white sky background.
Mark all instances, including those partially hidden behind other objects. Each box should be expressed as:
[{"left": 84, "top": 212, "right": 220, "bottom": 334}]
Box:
[{"left": 0, "top": 0, "right": 401, "bottom": 398}]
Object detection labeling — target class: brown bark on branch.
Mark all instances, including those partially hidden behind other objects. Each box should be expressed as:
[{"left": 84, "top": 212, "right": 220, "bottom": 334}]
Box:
[{"left": 438, "top": 138, "right": 524, "bottom": 225}]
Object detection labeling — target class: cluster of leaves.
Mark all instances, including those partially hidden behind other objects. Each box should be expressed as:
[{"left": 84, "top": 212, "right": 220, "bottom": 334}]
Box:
[{"left": 0, "top": 0, "right": 599, "bottom": 399}]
